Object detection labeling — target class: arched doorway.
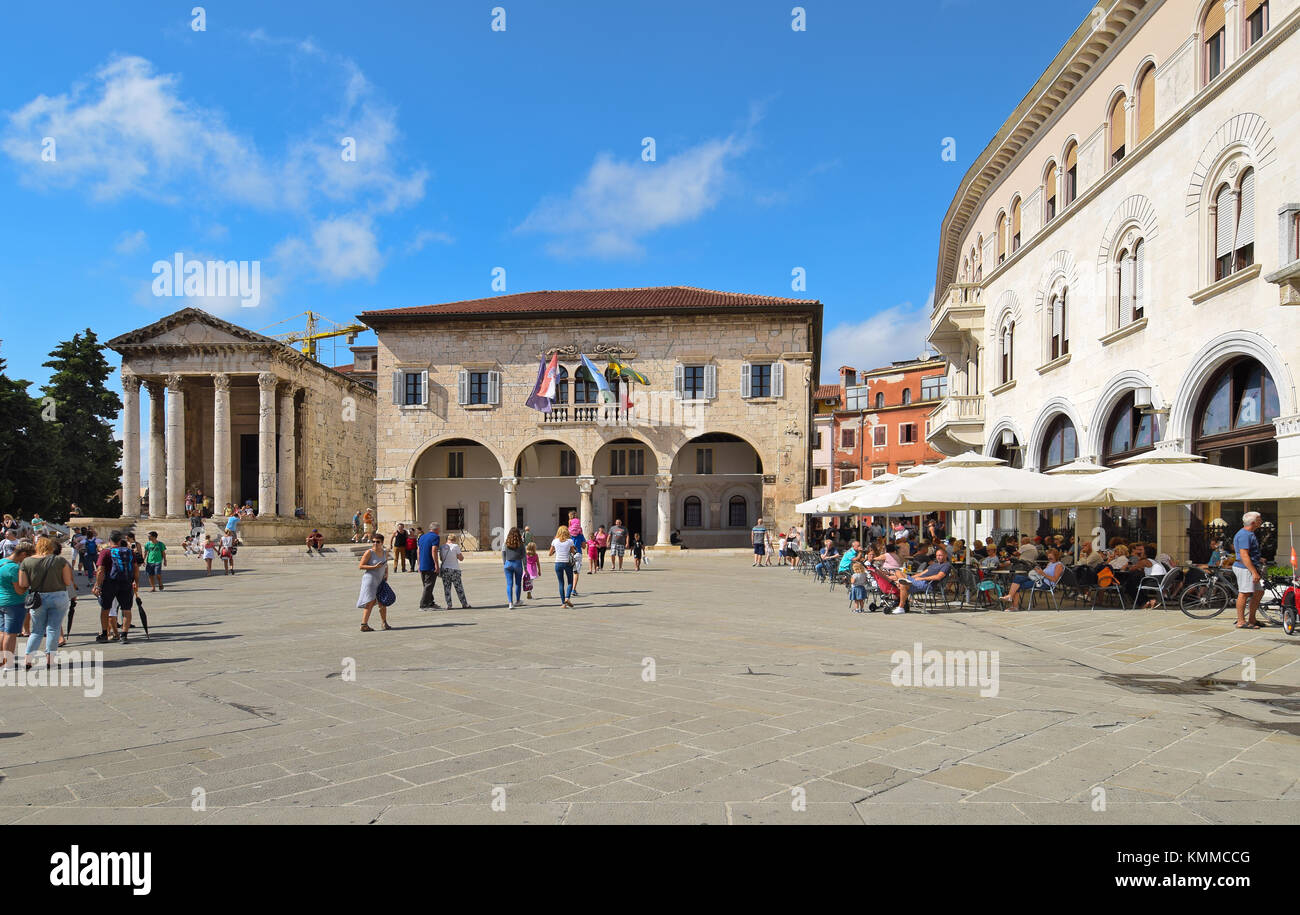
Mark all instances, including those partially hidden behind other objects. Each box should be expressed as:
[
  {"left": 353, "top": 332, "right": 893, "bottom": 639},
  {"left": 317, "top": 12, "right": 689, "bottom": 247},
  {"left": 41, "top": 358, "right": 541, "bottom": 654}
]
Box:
[
  {"left": 412, "top": 438, "right": 502, "bottom": 550},
  {"left": 512, "top": 439, "right": 580, "bottom": 541},
  {"left": 671, "top": 432, "right": 763, "bottom": 548},
  {"left": 592, "top": 437, "right": 658, "bottom": 544},
  {"left": 1100, "top": 390, "right": 1159, "bottom": 546},
  {"left": 1189, "top": 356, "right": 1282, "bottom": 561},
  {"left": 1037, "top": 415, "right": 1079, "bottom": 541},
  {"left": 990, "top": 431, "right": 1022, "bottom": 535}
]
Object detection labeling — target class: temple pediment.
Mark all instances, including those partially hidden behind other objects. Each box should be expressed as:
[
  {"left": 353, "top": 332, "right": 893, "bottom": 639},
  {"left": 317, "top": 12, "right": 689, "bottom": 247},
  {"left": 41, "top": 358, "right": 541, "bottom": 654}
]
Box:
[{"left": 107, "top": 307, "right": 281, "bottom": 351}]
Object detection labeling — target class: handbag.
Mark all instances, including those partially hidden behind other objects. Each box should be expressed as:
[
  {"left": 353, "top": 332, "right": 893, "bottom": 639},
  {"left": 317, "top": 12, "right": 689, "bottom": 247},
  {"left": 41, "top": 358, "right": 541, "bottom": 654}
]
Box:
[
  {"left": 23, "top": 557, "right": 56, "bottom": 611},
  {"left": 377, "top": 579, "right": 397, "bottom": 607}
]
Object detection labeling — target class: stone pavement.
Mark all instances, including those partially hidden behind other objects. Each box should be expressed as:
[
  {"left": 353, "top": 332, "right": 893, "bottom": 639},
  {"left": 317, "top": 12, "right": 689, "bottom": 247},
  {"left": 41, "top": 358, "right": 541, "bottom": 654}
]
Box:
[{"left": 2, "top": 551, "right": 1297, "bottom": 824}]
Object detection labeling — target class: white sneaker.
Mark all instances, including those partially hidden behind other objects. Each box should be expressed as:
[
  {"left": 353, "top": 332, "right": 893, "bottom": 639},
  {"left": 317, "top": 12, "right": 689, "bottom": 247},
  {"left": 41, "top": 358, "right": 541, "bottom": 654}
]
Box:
[{"left": 888, "top": 607, "right": 906, "bottom": 615}]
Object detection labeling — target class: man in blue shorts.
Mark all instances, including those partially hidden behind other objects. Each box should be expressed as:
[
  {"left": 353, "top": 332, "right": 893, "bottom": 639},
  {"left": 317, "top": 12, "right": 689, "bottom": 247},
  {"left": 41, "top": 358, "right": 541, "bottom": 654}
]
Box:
[
  {"left": 1233, "top": 512, "right": 1266, "bottom": 629},
  {"left": 889, "top": 547, "right": 952, "bottom": 614},
  {"left": 751, "top": 518, "right": 771, "bottom": 567}
]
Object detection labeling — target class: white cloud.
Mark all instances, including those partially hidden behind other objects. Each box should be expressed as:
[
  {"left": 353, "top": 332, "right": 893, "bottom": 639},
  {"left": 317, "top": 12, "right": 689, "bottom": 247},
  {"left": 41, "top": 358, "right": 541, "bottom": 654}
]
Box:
[
  {"left": 405, "top": 228, "right": 455, "bottom": 253},
  {"left": 821, "top": 299, "right": 934, "bottom": 384},
  {"left": 114, "top": 229, "right": 147, "bottom": 254},
  {"left": 517, "top": 133, "right": 748, "bottom": 258},
  {"left": 274, "top": 214, "right": 382, "bottom": 282}
]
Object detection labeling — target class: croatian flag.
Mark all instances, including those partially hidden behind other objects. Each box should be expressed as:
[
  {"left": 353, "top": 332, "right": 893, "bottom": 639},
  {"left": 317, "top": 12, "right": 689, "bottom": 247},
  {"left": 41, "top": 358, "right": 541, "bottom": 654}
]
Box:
[
  {"left": 525, "top": 353, "right": 559, "bottom": 412},
  {"left": 581, "top": 354, "right": 615, "bottom": 404}
]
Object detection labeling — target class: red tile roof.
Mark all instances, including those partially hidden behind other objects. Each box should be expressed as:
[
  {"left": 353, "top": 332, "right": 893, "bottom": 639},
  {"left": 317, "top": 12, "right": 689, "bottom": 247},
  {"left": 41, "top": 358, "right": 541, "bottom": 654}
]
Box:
[
  {"left": 814, "top": 384, "right": 841, "bottom": 400},
  {"left": 359, "top": 286, "right": 821, "bottom": 323},
  {"left": 332, "top": 363, "right": 355, "bottom": 374}
]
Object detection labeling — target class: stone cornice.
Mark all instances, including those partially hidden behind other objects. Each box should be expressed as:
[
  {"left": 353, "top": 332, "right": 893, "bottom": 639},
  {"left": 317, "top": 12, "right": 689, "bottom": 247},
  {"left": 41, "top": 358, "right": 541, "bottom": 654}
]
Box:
[{"left": 116, "top": 342, "right": 376, "bottom": 397}]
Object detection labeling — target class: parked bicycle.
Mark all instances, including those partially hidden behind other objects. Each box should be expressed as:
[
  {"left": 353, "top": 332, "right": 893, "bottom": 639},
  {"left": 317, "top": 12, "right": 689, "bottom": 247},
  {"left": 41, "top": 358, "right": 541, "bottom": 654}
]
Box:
[{"left": 1179, "top": 567, "right": 1291, "bottom": 624}]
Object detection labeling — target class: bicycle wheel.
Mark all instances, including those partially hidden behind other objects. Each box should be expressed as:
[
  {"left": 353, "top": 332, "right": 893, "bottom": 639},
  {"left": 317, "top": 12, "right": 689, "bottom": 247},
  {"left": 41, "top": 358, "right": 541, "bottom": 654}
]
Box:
[
  {"left": 1180, "top": 581, "right": 1231, "bottom": 619},
  {"left": 1259, "top": 590, "right": 1285, "bottom": 625}
]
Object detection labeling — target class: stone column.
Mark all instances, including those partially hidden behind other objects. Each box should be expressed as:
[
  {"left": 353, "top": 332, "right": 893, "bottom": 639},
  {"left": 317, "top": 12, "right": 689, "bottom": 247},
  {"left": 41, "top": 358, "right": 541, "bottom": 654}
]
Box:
[
  {"left": 405, "top": 479, "right": 417, "bottom": 525},
  {"left": 577, "top": 475, "right": 595, "bottom": 537},
  {"left": 1075, "top": 507, "right": 1102, "bottom": 561},
  {"left": 257, "top": 372, "right": 278, "bottom": 517},
  {"left": 278, "top": 384, "right": 298, "bottom": 519},
  {"left": 1223, "top": 0, "right": 1239, "bottom": 64},
  {"left": 147, "top": 380, "right": 166, "bottom": 518},
  {"left": 212, "top": 373, "right": 232, "bottom": 517},
  {"left": 655, "top": 472, "right": 673, "bottom": 546},
  {"left": 501, "top": 476, "right": 518, "bottom": 533},
  {"left": 1272, "top": 414, "right": 1300, "bottom": 564},
  {"left": 164, "top": 374, "right": 186, "bottom": 517},
  {"left": 120, "top": 370, "right": 141, "bottom": 517}
]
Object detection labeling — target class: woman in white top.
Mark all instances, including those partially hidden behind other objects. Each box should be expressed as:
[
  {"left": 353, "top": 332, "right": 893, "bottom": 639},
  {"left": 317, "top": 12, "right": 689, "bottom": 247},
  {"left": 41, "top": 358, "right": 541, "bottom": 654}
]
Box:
[
  {"left": 548, "top": 526, "right": 576, "bottom": 607},
  {"left": 439, "top": 533, "right": 471, "bottom": 608},
  {"left": 219, "top": 531, "right": 237, "bottom": 575},
  {"left": 356, "top": 534, "right": 391, "bottom": 631},
  {"left": 201, "top": 535, "right": 216, "bottom": 575}
]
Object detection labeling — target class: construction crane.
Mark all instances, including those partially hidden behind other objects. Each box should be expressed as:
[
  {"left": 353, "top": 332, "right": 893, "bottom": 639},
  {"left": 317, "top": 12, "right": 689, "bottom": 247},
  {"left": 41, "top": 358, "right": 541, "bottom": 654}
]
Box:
[{"left": 262, "top": 311, "right": 369, "bottom": 362}]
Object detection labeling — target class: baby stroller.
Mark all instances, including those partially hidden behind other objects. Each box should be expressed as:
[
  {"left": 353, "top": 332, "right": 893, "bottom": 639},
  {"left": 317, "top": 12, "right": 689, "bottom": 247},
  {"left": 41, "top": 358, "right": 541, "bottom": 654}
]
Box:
[{"left": 863, "top": 565, "right": 900, "bottom": 614}]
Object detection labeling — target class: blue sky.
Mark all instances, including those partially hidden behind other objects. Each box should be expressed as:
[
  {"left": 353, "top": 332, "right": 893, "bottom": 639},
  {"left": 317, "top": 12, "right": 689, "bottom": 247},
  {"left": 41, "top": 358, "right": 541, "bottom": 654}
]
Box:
[{"left": 0, "top": 0, "right": 1094, "bottom": 400}]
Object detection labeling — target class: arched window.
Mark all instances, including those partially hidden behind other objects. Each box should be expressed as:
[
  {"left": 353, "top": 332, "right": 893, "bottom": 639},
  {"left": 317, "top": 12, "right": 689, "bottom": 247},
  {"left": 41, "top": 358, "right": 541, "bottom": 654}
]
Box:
[
  {"left": 1040, "top": 415, "right": 1078, "bottom": 471},
  {"left": 1236, "top": 168, "right": 1256, "bottom": 272},
  {"left": 1043, "top": 161, "right": 1058, "bottom": 222},
  {"left": 999, "top": 319, "right": 1015, "bottom": 385},
  {"left": 728, "top": 495, "right": 748, "bottom": 527},
  {"left": 573, "top": 364, "right": 598, "bottom": 404},
  {"left": 1214, "top": 168, "right": 1256, "bottom": 281},
  {"left": 554, "top": 366, "right": 569, "bottom": 404},
  {"left": 1109, "top": 93, "right": 1128, "bottom": 166},
  {"left": 683, "top": 495, "right": 702, "bottom": 528},
  {"left": 1204, "top": 0, "right": 1227, "bottom": 83},
  {"left": 875, "top": 392, "right": 885, "bottom": 409},
  {"left": 996, "top": 212, "right": 1007, "bottom": 264},
  {"left": 1245, "top": 0, "right": 1270, "bottom": 50},
  {"left": 1195, "top": 357, "right": 1280, "bottom": 473},
  {"left": 1135, "top": 64, "right": 1156, "bottom": 145},
  {"left": 1115, "top": 239, "right": 1146, "bottom": 327},
  {"left": 1010, "top": 198, "right": 1022, "bottom": 252},
  {"left": 1050, "top": 288, "right": 1069, "bottom": 360},
  {"left": 1063, "top": 142, "right": 1079, "bottom": 207},
  {"left": 902, "top": 388, "right": 912, "bottom": 405},
  {"left": 1104, "top": 391, "right": 1159, "bottom": 465}
]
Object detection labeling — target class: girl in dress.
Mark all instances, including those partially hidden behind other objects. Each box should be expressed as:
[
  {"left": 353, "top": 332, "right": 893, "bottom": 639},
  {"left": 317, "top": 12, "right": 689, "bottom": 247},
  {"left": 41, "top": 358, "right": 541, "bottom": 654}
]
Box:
[
  {"left": 201, "top": 535, "right": 216, "bottom": 575},
  {"left": 524, "top": 542, "right": 540, "bottom": 600},
  {"left": 356, "top": 534, "right": 391, "bottom": 632},
  {"left": 586, "top": 534, "right": 600, "bottom": 574},
  {"left": 220, "top": 530, "right": 237, "bottom": 575}
]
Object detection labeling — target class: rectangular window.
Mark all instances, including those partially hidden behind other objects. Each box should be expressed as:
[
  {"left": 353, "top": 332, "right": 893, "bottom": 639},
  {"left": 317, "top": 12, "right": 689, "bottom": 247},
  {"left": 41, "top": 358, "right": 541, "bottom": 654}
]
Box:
[
  {"left": 812, "top": 431, "right": 823, "bottom": 450},
  {"left": 1065, "top": 166, "right": 1077, "bottom": 205},
  {"left": 1207, "top": 30, "right": 1224, "bottom": 80},
  {"left": 839, "top": 470, "right": 857, "bottom": 488},
  {"left": 1046, "top": 195, "right": 1056, "bottom": 221},
  {"left": 447, "top": 451, "right": 464, "bottom": 479},
  {"left": 559, "top": 449, "right": 577, "bottom": 477},
  {"left": 468, "top": 371, "right": 490, "bottom": 405},
  {"left": 871, "top": 465, "right": 888, "bottom": 479},
  {"left": 609, "top": 449, "right": 645, "bottom": 476},
  {"left": 1247, "top": 4, "right": 1266, "bottom": 47},
  {"left": 683, "top": 365, "right": 705, "bottom": 400},
  {"left": 404, "top": 372, "right": 422, "bottom": 405},
  {"left": 813, "top": 468, "right": 828, "bottom": 487},
  {"left": 683, "top": 499, "right": 702, "bottom": 527},
  {"left": 897, "top": 462, "right": 915, "bottom": 474},
  {"left": 920, "top": 374, "right": 947, "bottom": 401},
  {"left": 841, "top": 427, "right": 856, "bottom": 449},
  {"left": 899, "top": 423, "right": 917, "bottom": 445},
  {"left": 844, "top": 385, "right": 869, "bottom": 411},
  {"left": 445, "top": 507, "right": 465, "bottom": 531},
  {"left": 696, "top": 448, "right": 713, "bottom": 474},
  {"left": 873, "top": 425, "right": 887, "bottom": 447},
  {"left": 750, "top": 363, "right": 772, "bottom": 398}
]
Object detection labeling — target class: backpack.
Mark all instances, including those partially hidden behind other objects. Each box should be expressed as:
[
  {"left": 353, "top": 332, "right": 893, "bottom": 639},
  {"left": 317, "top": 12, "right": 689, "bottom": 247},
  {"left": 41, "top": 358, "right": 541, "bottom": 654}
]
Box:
[
  {"left": 1097, "top": 565, "right": 1116, "bottom": 588},
  {"left": 108, "top": 546, "right": 135, "bottom": 583}
]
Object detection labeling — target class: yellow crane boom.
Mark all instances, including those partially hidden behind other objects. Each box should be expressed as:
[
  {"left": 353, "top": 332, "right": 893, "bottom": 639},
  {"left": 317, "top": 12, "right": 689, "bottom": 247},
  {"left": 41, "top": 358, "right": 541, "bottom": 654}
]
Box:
[{"left": 262, "top": 311, "right": 368, "bottom": 361}]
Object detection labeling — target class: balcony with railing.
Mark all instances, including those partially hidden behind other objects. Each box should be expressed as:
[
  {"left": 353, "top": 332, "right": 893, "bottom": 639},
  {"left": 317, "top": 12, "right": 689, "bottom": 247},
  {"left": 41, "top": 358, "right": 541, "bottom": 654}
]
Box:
[
  {"left": 929, "top": 282, "right": 985, "bottom": 351},
  {"left": 927, "top": 393, "right": 986, "bottom": 454},
  {"left": 541, "top": 405, "right": 637, "bottom": 425}
]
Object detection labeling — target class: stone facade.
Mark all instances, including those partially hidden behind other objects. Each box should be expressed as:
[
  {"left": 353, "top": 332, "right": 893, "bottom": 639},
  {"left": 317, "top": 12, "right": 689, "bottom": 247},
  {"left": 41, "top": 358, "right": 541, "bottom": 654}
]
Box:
[
  {"left": 361, "top": 289, "right": 822, "bottom": 549},
  {"left": 107, "top": 309, "right": 376, "bottom": 541}
]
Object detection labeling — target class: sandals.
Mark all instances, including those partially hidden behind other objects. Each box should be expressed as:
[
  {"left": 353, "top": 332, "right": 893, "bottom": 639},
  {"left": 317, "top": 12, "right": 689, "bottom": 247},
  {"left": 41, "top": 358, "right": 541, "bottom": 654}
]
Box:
[
  {"left": 381, "top": 623, "right": 393, "bottom": 630},
  {"left": 1235, "top": 621, "right": 1261, "bottom": 629},
  {"left": 360, "top": 624, "right": 374, "bottom": 632}
]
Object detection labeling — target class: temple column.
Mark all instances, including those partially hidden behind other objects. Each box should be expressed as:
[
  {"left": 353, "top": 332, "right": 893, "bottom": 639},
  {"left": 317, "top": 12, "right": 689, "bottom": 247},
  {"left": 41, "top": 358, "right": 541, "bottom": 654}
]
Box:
[
  {"left": 577, "top": 475, "right": 595, "bottom": 538},
  {"left": 257, "top": 372, "right": 278, "bottom": 517},
  {"left": 656, "top": 472, "right": 673, "bottom": 546},
  {"left": 147, "top": 381, "right": 166, "bottom": 518},
  {"left": 212, "top": 373, "right": 232, "bottom": 517},
  {"left": 404, "top": 479, "right": 417, "bottom": 525},
  {"left": 278, "top": 384, "right": 298, "bottom": 518},
  {"left": 120, "top": 370, "right": 141, "bottom": 517},
  {"left": 501, "top": 476, "right": 518, "bottom": 532},
  {"left": 164, "top": 373, "right": 186, "bottom": 517}
]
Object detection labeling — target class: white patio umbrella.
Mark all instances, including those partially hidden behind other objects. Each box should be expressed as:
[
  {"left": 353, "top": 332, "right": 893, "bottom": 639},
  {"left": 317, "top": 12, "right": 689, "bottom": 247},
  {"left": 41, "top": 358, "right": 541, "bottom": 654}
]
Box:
[
  {"left": 847, "top": 459, "right": 1095, "bottom": 513},
  {"left": 1044, "top": 458, "right": 1108, "bottom": 475},
  {"left": 1092, "top": 451, "right": 1300, "bottom": 504}
]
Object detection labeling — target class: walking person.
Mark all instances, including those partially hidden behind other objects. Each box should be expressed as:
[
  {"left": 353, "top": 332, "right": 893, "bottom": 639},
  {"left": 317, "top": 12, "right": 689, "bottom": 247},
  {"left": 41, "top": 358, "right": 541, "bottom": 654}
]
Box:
[
  {"left": 440, "top": 534, "right": 471, "bottom": 608},
  {"left": 201, "top": 535, "right": 216, "bottom": 575},
  {"left": 608, "top": 519, "right": 627, "bottom": 570},
  {"left": 356, "top": 534, "right": 392, "bottom": 632},
  {"left": 567, "top": 511, "right": 585, "bottom": 575},
  {"left": 751, "top": 517, "right": 771, "bottom": 567},
  {"left": 391, "top": 523, "right": 410, "bottom": 572},
  {"left": 17, "top": 536, "right": 74, "bottom": 670},
  {"left": 524, "top": 541, "right": 540, "bottom": 599},
  {"left": 549, "top": 526, "right": 576, "bottom": 608},
  {"left": 144, "top": 531, "right": 167, "bottom": 591},
  {"left": 502, "top": 527, "right": 525, "bottom": 608},
  {"left": 93, "top": 534, "right": 138, "bottom": 643},
  {"left": 631, "top": 533, "right": 644, "bottom": 570},
  {"left": 351, "top": 509, "right": 362, "bottom": 543},
  {"left": 362, "top": 508, "right": 376, "bottom": 540},
  {"left": 586, "top": 531, "right": 600, "bottom": 575},
  {"left": 219, "top": 529, "right": 237, "bottom": 575},
  {"left": 416, "top": 522, "right": 441, "bottom": 610},
  {"left": 0, "top": 540, "right": 35, "bottom": 667},
  {"left": 594, "top": 525, "right": 608, "bottom": 571},
  {"left": 1233, "top": 511, "right": 1267, "bottom": 630}
]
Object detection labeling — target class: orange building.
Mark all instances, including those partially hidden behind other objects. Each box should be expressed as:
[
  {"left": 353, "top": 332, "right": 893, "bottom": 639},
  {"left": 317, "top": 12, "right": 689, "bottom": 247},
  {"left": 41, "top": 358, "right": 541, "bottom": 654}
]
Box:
[{"left": 835, "top": 357, "right": 949, "bottom": 481}]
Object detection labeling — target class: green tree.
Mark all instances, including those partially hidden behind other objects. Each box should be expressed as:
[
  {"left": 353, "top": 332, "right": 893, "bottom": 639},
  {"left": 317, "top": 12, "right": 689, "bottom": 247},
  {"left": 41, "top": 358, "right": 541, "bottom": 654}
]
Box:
[
  {"left": 41, "top": 329, "right": 122, "bottom": 518},
  {"left": 0, "top": 353, "right": 57, "bottom": 515}
]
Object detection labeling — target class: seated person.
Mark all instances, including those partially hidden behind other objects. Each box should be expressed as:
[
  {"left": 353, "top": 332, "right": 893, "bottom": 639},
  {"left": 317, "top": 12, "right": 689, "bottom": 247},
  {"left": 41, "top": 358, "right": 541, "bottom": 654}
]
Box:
[
  {"left": 1207, "top": 538, "right": 1232, "bottom": 568},
  {"left": 1016, "top": 536, "right": 1040, "bottom": 564},
  {"left": 305, "top": 529, "right": 325, "bottom": 554},
  {"left": 972, "top": 542, "right": 988, "bottom": 561},
  {"left": 1107, "top": 544, "right": 1130, "bottom": 570},
  {"left": 888, "top": 547, "right": 952, "bottom": 613},
  {"left": 1001, "top": 548, "right": 1065, "bottom": 610},
  {"left": 879, "top": 542, "right": 902, "bottom": 571},
  {"left": 1137, "top": 552, "right": 1177, "bottom": 607},
  {"left": 979, "top": 548, "right": 1003, "bottom": 571},
  {"left": 1078, "top": 542, "right": 1105, "bottom": 566},
  {"left": 814, "top": 538, "right": 840, "bottom": 580},
  {"left": 837, "top": 540, "right": 861, "bottom": 575}
]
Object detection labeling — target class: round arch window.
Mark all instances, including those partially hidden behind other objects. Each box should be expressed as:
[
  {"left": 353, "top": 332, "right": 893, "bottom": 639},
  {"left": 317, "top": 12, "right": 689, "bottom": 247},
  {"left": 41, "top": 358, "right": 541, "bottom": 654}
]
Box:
[
  {"left": 1194, "top": 357, "right": 1279, "bottom": 471},
  {"left": 1039, "top": 415, "right": 1078, "bottom": 471},
  {"left": 1103, "top": 391, "right": 1159, "bottom": 466}
]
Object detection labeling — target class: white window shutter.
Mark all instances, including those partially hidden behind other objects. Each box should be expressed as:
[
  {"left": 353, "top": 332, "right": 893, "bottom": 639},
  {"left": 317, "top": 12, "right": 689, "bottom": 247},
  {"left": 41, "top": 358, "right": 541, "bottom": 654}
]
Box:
[
  {"left": 391, "top": 371, "right": 402, "bottom": 404},
  {"left": 704, "top": 364, "right": 717, "bottom": 400},
  {"left": 420, "top": 370, "right": 429, "bottom": 405},
  {"left": 1216, "top": 186, "right": 1235, "bottom": 258},
  {"left": 457, "top": 370, "right": 468, "bottom": 405},
  {"left": 1236, "top": 170, "right": 1255, "bottom": 249},
  {"left": 1118, "top": 257, "right": 1132, "bottom": 322},
  {"left": 1061, "top": 291, "right": 1069, "bottom": 344},
  {"left": 489, "top": 371, "right": 501, "bottom": 405},
  {"left": 741, "top": 362, "right": 752, "bottom": 399},
  {"left": 674, "top": 363, "right": 684, "bottom": 400},
  {"left": 1134, "top": 242, "right": 1145, "bottom": 315},
  {"left": 772, "top": 362, "right": 785, "bottom": 398}
]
